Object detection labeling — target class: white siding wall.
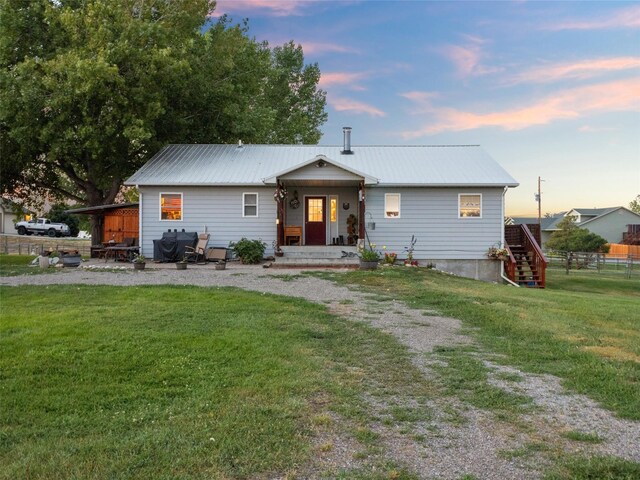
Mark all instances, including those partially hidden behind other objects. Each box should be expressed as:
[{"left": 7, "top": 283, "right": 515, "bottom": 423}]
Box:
[
  {"left": 139, "top": 186, "right": 277, "bottom": 257},
  {"left": 365, "top": 187, "right": 504, "bottom": 260}
]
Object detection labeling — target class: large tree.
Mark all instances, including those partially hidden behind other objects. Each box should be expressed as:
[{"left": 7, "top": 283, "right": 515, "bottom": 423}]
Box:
[{"left": 1, "top": 1, "right": 327, "bottom": 238}]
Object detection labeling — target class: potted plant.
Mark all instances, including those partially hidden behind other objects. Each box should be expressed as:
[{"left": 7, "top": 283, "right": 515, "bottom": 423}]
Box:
[
  {"left": 382, "top": 246, "right": 397, "bottom": 265},
  {"left": 487, "top": 246, "right": 509, "bottom": 261},
  {"left": 358, "top": 243, "right": 380, "bottom": 270},
  {"left": 346, "top": 214, "right": 358, "bottom": 245},
  {"left": 176, "top": 260, "right": 188, "bottom": 270},
  {"left": 215, "top": 260, "right": 226, "bottom": 270},
  {"left": 132, "top": 254, "right": 146, "bottom": 270}
]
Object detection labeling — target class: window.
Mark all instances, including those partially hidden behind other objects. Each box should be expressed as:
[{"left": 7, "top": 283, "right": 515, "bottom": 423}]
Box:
[
  {"left": 330, "top": 198, "right": 337, "bottom": 222},
  {"left": 385, "top": 193, "right": 401, "bottom": 218},
  {"left": 459, "top": 194, "right": 482, "bottom": 218},
  {"left": 243, "top": 193, "right": 258, "bottom": 217},
  {"left": 160, "top": 193, "right": 182, "bottom": 221}
]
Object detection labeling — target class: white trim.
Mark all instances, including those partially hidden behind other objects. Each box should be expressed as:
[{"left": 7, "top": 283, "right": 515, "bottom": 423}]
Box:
[
  {"left": 384, "top": 193, "right": 401, "bottom": 218},
  {"left": 138, "top": 188, "right": 143, "bottom": 254},
  {"left": 159, "top": 192, "right": 183, "bottom": 221},
  {"left": 458, "top": 193, "right": 482, "bottom": 219},
  {"left": 242, "top": 192, "right": 259, "bottom": 218}
]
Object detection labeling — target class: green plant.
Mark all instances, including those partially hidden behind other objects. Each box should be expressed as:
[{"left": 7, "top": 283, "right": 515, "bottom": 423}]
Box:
[
  {"left": 132, "top": 254, "right": 146, "bottom": 264},
  {"left": 487, "top": 245, "right": 509, "bottom": 259},
  {"left": 359, "top": 243, "right": 381, "bottom": 262},
  {"left": 382, "top": 246, "right": 397, "bottom": 265},
  {"left": 403, "top": 235, "right": 417, "bottom": 265},
  {"left": 230, "top": 238, "right": 267, "bottom": 264}
]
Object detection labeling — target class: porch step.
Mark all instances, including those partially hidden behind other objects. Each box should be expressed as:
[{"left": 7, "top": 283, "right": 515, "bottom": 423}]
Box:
[
  {"left": 274, "top": 246, "right": 360, "bottom": 268},
  {"left": 280, "top": 246, "right": 358, "bottom": 259}
]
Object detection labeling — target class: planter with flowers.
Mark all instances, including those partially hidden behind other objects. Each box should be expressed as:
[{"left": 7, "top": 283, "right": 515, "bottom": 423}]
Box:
[
  {"left": 358, "top": 243, "right": 380, "bottom": 270},
  {"left": 487, "top": 246, "right": 509, "bottom": 261},
  {"left": 132, "top": 254, "right": 146, "bottom": 270}
]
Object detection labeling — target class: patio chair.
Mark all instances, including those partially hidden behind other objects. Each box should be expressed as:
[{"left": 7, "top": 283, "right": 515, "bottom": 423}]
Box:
[{"left": 183, "top": 233, "right": 210, "bottom": 264}]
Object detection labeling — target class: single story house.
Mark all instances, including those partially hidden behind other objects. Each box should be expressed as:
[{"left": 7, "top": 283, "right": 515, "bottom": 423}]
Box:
[
  {"left": 509, "top": 207, "right": 640, "bottom": 246},
  {"left": 126, "top": 129, "right": 519, "bottom": 281},
  {"left": 0, "top": 198, "right": 29, "bottom": 234}
]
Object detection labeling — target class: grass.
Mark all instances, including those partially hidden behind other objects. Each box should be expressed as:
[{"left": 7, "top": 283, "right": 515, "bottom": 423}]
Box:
[
  {"left": 0, "top": 254, "right": 60, "bottom": 276},
  {"left": 0, "top": 284, "right": 432, "bottom": 479},
  {"left": 562, "top": 430, "right": 605, "bottom": 444},
  {"left": 319, "top": 268, "right": 640, "bottom": 420},
  {"left": 544, "top": 455, "right": 640, "bottom": 479}
]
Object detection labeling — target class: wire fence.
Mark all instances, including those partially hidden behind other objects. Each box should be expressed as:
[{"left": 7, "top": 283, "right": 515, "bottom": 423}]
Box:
[
  {"left": 545, "top": 251, "right": 639, "bottom": 279},
  {"left": 1, "top": 234, "right": 92, "bottom": 257}
]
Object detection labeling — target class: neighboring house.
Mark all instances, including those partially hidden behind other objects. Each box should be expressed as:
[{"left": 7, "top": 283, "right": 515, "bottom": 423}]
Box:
[
  {"left": 126, "top": 130, "right": 519, "bottom": 281},
  {"left": 0, "top": 199, "right": 29, "bottom": 234},
  {"left": 509, "top": 207, "right": 640, "bottom": 245}
]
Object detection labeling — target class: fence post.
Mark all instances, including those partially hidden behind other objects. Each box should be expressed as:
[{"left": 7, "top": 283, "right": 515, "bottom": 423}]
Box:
[
  {"left": 565, "top": 252, "right": 570, "bottom": 275},
  {"left": 627, "top": 255, "right": 632, "bottom": 280}
]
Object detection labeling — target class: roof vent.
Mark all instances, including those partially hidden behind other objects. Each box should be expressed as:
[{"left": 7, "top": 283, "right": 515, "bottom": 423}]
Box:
[{"left": 341, "top": 127, "right": 353, "bottom": 155}]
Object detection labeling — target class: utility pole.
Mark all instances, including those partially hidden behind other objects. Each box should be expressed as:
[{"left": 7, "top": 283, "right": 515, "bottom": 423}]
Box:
[{"left": 535, "top": 176, "right": 542, "bottom": 227}]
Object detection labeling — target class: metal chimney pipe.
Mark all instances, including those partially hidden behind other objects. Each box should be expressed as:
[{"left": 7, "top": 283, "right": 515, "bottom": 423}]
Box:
[{"left": 341, "top": 127, "right": 353, "bottom": 154}]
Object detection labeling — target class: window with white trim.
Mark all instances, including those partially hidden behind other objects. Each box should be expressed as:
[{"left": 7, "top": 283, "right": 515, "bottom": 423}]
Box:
[
  {"left": 243, "top": 193, "right": 258, "bottom": 217},
  {"left": 385, "top": 193, "right": 401, "bottom": 218},
  {"left": 458, "top": 194, "right": 482, "bottom": 218},
  {"left": 160, "top": 193, "right": 182, "bottom": 221}
]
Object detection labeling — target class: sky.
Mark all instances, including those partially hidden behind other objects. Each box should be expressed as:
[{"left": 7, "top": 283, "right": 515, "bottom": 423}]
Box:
[{"left": 212, "top": 0, "right": 640, "bottom": 216}]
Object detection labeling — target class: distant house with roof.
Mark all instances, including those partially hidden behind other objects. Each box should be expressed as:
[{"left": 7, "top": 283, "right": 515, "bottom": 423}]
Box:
[
  {"left": 126, "top": 128, "right": 521, "bottom": 282},
  {"left": 0, "top": 198, "right": 30, "bottom": 234},
  {"left": 507, "top": 207, "right": 640, "bottom": 246}
]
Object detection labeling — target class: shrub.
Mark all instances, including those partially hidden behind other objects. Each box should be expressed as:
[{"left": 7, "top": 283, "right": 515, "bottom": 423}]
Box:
[{"left": 230, "top": 238, "right": 266, "bottom": 264}]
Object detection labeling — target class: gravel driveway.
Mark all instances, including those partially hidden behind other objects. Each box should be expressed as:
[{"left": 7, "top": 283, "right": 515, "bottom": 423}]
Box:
[{"left": 2, "top": 263, "right": 638, "bottom": 479}]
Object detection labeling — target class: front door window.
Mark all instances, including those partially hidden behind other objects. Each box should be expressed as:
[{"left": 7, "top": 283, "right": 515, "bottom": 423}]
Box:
[{"left": 305, "top": 197, "right": 326, "bottom": 245}]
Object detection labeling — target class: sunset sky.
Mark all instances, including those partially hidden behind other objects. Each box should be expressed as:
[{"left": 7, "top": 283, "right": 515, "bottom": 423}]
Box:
[{"left": 213, "top": 0, "right": 640, "bottom": 216}]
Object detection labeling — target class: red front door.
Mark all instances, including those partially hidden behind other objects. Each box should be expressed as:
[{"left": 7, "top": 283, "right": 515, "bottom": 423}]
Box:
[{"left": 305, "top": 196, "right": 326, "bottom": 245}]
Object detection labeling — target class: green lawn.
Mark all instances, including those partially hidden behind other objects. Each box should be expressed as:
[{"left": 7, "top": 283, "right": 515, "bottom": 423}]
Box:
[
  {"left": 322, "top": 268, "right": 640, "bottom": 420},
  {"left": 0, "top": 285, "right": 424, "bottom": 479},
  {"left": 0, "top": 254, "right": 58, "bottom": 276}
]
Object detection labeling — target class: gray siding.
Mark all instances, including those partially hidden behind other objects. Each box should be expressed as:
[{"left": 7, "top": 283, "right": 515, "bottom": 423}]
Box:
[
  {"left": 139, "top": 186, "right": 505, "bottom": 260},
  {"left": 580, "top": 209, "right": 640, "bottom": 244},
  {"left": 365, "top": 187, "right": 504, "bottom": 260},
  {"left": 139, "top": 186, "right": 277, "bottom": 257}
]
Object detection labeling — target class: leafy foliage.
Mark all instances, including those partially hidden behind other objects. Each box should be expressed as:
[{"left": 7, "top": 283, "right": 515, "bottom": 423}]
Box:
[
  {"left": 0, "top": 1, "right": 327, "bottom": 235},
  {"left": 546, "top": 216, "right": 609, "bottom": 253},
  {"left": 630, "top": 195, "right": 640, "bottom": 214},
  {"left": 48, "top": 203, "right": 80, "bottom": 237},
  {"left": 230, "top": 238, "right": 267, "bottom": 264}
]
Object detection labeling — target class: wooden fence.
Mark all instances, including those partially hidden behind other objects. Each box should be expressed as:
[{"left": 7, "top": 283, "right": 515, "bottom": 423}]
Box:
[{"left": 0, "top": 234, "right": 92, "bottom": 256}]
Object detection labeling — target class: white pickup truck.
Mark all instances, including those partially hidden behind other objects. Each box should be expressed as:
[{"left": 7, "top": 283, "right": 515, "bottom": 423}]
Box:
[{"left": 15, "top": 218, "right": 71, "bottom": 237}]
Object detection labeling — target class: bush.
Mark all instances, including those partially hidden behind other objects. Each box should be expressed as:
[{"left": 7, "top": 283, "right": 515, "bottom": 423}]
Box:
[{"left": 230, "top": 238, "right": 266, "bottom": 264}]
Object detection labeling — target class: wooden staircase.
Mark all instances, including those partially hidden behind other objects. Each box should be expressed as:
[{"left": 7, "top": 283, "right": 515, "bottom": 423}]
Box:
[{"left": 504, "top": 224, "right": 547, "bottom": 288}]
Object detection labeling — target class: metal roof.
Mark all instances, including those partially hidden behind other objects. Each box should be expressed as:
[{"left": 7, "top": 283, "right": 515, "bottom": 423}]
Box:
[{"left": 125, "top": 144, "right": 519, "bottom": 187}]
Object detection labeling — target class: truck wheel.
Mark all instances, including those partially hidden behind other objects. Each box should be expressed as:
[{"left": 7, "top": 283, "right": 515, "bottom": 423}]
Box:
[
  {"left": 17, "top": 226, "right": 26, "bottom": 235},
  {"left": 47, "top": 229, "right": 57, "bottom": 237}
]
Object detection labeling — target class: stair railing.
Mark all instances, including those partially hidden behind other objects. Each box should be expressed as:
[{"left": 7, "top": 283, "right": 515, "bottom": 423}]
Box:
[
  {"left": 503, "top": 242, "right": 517, "bottom": 283},
  {"left": 521, "top": 224, "right": 548, "bottom": 288}
]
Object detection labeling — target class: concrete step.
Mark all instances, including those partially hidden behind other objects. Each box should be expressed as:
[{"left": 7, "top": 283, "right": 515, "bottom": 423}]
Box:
[
  {"left": 273, "top": 257, "right": 359, "bottom": 268},
  {"left": 280, "top": 246, "right": 358, "bottom": 259}
]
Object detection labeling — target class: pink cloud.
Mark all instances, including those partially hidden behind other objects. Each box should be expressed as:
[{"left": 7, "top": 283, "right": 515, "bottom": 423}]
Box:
[
  {"left": 319, "top": 72, "right": 368, "bottom": 88},
  {"left": 301, "top": 42, "right": 360, "bottom": 55},
  {"left": 329, "top": 97, "right": 386, "bottom": 117},
  {"left": 438, "top": 37, "right": 501, "bottom": 78},
  {"left": 212, "top": 0, "right": 315, "bottom": 17},
  {"left": 400, "top": 78, "right": 640, "bottom": 137},
  {"left": 506, "top": 57, "right": 640, "bottom": 85},
  {"left": 546, "top": 5, "right": 640, "bottom": 30}
]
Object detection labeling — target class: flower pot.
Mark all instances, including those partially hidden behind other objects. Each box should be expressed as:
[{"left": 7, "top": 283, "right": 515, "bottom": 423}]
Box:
[
  {"left": 133, "top": 262, "right": 146, "bottom": 270},
  {"left": 176, "top": 262, "right": 187, "bottom": 270},
  {"left": 215, "top": 262, "right": 226, "bottom": 270},
  {"left": 39, "top": 256, "right": 50, "bottom": 269},
  {"left": 359, "top": 260, "right": 379, "bottom": 270},
  {"left": 275, "top": 251, "right": 284, "bottom": 257},
  {"left": 62, "top": 254, "right": 82, "bottom": 268}
]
